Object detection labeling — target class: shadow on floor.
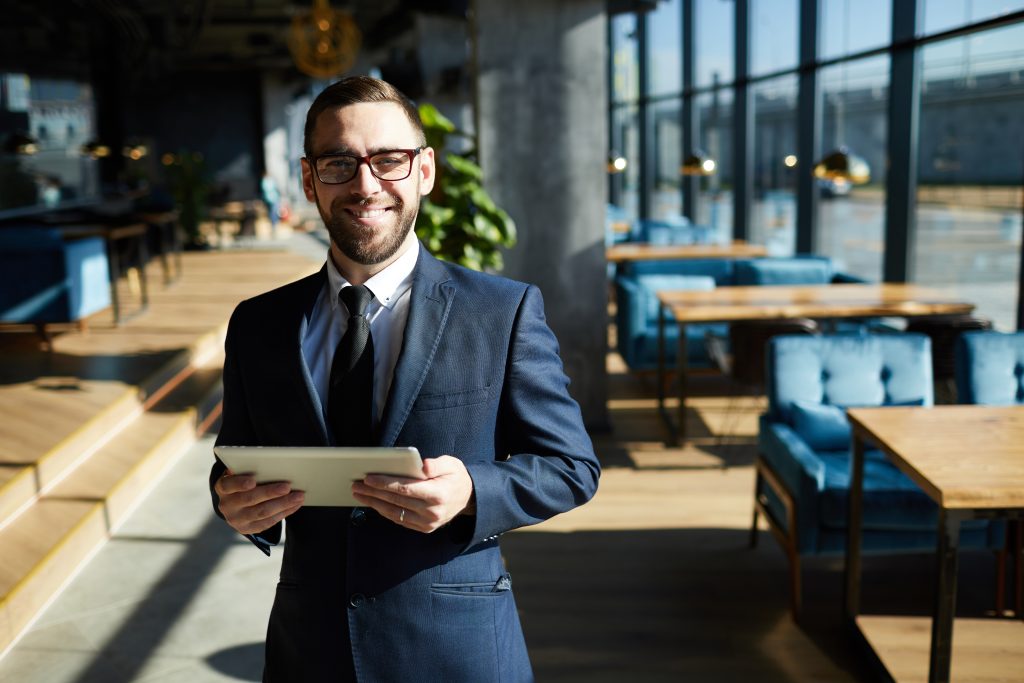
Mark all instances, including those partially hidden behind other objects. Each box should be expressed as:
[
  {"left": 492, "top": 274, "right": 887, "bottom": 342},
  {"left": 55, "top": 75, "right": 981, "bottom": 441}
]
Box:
[{"left": 503, "top": 526, "right": 1003, "bottom": 683}]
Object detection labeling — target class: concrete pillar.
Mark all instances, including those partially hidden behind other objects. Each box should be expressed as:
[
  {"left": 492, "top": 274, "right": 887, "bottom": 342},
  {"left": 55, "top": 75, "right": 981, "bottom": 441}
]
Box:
[{"left": 474, "top": 0, "right": 609, "bottom": 430}]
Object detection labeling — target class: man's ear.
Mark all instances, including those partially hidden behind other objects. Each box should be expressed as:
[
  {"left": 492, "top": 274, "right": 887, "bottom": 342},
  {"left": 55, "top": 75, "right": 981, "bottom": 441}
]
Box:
[
  {"left": 418, "top": 147, "right": 436, "bottom": 197},
  {"left": 301, "top": 158, "right": 317, "bottom": 202}
]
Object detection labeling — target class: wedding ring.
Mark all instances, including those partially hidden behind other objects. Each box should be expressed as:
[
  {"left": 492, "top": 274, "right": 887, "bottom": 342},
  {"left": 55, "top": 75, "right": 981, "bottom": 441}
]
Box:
[{"left": 399, "top": 508, "right": 406, "bottom": 523}]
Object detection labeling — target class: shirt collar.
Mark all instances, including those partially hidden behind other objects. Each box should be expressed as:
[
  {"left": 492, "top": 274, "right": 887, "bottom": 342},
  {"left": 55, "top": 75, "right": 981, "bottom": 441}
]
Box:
[{"left": 325, "top": 241, "right": 419, "bottom": 313}]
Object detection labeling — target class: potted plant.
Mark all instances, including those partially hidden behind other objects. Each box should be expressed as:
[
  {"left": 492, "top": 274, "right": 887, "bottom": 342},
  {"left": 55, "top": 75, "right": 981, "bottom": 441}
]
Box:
[
  {"left": 163, "top": 150, "right": 211, "bottom": 249},
  {"left": 415, "top": 104, "right": 516, "bottom": 271}
]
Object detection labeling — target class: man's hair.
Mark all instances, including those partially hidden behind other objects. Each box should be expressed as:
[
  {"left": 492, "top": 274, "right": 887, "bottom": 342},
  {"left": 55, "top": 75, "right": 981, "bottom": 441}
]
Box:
[{"left": 303, "top": 76, "right": 425, "bottom": 158}]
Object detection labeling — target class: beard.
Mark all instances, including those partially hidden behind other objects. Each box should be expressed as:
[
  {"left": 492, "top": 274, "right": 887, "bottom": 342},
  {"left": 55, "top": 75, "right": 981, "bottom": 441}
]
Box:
[{"left": 319, "top": 192, "right": 419, "bottom": 266}]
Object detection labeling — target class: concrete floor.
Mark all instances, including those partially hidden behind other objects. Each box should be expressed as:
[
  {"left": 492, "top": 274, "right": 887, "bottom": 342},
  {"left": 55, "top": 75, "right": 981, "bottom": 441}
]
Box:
[{"left": 0, "top": 435, "right": 279, "bottom": 683}]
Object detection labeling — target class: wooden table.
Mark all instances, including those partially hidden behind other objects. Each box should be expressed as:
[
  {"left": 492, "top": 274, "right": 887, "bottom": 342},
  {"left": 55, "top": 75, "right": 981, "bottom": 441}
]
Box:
[
  {"left": 606, "top": 241, "right": 768, "bottom": 263},
  {"left": 655, "top": 283, "right": 975, "bottom": 445},
  {"left": 844, "top": 406, "right": 1024, "bottom": 683}
]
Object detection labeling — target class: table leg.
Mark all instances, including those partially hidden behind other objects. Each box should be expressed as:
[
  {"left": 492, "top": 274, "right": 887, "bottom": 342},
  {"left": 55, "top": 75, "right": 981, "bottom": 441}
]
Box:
[
  {"left": 844, "top": 434, "right": 866, "bottom": 620},
  {"left": 137, "top": 232, "right": 150, "bottom": 313},
  {"left": 676, "top": 322, "right": 688, "bottom": 444},
  {"left": 656, "top": 304, "right": 679, "bottom": 446},
  {"left": 928, "top": 508, "right": 965, "bottom": 683},
  {"left": 107, "top": 240, "right": 122, "bottom": 325}
]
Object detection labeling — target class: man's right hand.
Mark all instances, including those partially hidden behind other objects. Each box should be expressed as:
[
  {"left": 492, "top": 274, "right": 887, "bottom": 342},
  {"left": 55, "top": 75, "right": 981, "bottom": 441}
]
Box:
[{"left": 215, "top": 469, "right": 305, "bottom": 535}]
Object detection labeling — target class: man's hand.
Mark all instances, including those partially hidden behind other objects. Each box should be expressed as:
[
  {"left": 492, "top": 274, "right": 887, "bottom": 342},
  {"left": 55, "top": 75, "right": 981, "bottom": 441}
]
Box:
[
  {"left": 215, "top": 469, "right": 305, "bottom": 535},
  {"left": 351, "top": 456, "right": 475, "bottom": 533}
]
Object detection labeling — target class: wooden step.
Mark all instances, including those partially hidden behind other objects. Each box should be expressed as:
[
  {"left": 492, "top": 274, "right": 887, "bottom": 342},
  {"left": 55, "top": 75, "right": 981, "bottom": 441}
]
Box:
[
  {"left": 0, "top": 352, "right": 224, "bottom": 657},
  {"left": 0, "top": 327, "right": 224, "bottom": 532}
]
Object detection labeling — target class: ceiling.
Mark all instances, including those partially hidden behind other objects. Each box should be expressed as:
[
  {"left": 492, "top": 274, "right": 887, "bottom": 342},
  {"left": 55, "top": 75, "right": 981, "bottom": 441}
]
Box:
[{"left": 0, "top": 0, "right": 469, "bottom": 81}]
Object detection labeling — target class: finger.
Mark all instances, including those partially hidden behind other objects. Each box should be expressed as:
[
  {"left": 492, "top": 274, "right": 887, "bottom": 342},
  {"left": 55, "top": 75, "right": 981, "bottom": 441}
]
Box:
[
  {"left": 231, "top": 490, "right": 304, "bottom": 528},
  {"left": 234, "top": 481, "right": 294, "bottom": 509},
  {"left": 239, "top": 501, "right": 304, "bottom": 535},
  {"left": 352, "top": 481, "right": 433, "bottom": 509},
  {"left": 352, "top": 492, "right": 422, "bottom": 530},
  {"left": 216, "top": 472, "right": 257, "bottom": 495}
]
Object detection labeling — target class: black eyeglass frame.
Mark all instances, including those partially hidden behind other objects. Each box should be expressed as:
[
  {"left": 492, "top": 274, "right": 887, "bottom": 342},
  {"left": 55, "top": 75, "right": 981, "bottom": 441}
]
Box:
[{"left": 308, "top": 147, "right": 425, "bottom": 185}]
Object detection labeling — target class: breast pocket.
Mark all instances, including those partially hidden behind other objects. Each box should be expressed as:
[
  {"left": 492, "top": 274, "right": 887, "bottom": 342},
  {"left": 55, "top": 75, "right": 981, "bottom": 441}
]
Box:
[{"left": 411, "top": 385, "right": 490, "bottom": 412}]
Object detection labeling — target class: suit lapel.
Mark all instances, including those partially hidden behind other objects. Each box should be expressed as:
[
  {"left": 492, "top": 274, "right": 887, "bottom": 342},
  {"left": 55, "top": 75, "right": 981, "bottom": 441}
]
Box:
[
  {"left": 292, "top": 266, "right": 331, "bottom": 445},
  {"left": 378, "top": 247, "right": 455, "bottom": 446}
]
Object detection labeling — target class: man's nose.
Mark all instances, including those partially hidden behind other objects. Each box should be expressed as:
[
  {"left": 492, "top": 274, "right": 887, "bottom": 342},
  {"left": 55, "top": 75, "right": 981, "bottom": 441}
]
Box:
[{"left": 349, "top": 163, "right": 382, "bottom": 196}]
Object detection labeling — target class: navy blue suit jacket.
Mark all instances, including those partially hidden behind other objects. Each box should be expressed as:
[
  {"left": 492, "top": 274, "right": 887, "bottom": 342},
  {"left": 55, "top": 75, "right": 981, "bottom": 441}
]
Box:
[{"left": 211, "top": 244, "right": 600, "bottom": 682}]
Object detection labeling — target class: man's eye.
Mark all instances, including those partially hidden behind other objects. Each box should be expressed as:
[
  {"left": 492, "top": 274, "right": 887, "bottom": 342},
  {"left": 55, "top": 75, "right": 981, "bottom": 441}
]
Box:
[
  {"left": 323, "top": 158, "right": 356, "bottom": 170},
  {"left": 373, "top": 156, "right": 403, "bottom": 168}
]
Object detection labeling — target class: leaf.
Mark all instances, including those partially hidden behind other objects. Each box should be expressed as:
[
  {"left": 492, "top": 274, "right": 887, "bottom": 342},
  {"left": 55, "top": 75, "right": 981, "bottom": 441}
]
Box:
[{"left": 446, "top": 153, "right": 484, "bottom": 181}]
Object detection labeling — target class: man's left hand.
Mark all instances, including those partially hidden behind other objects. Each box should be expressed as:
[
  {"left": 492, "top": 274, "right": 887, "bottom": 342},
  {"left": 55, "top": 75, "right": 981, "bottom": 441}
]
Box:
[{"left": 352, "top": 455, "right": 475, "bottom": 533}]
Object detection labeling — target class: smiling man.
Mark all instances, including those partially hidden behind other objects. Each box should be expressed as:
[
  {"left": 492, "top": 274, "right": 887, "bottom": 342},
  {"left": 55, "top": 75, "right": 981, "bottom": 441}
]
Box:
[{"left": 209, "top": 76, "right": 600, "bottom": 682}]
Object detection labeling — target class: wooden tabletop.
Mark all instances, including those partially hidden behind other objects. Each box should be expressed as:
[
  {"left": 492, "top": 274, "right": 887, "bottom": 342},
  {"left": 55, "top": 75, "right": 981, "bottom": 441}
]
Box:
[
  {"left": 847, "top": 405, "right": 1024, "bottom": 509},
  {"left": 605, "top": 241, "right": 768, "bottom": 263},
  {"left": 656, "top": 283, "right": 975, "bottom": 323}
]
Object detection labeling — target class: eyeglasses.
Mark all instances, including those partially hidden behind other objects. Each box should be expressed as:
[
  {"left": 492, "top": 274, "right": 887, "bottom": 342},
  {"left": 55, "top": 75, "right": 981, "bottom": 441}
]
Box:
[{"left": 310, "top": 147, "right": 424, "bottom": 185}]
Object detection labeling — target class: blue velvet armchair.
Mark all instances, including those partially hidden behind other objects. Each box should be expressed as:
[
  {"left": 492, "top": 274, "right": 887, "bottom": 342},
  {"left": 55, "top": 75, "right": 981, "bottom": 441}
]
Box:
[
  {"left": 955, "top": 330, "right": 1024, "bottom": 406},
  {"left": 753, "top": 333, "right": 1006, "bottom": 618},
  {"left": 0, "top": 227, "right": 111, "bottom": 342},
  {"left": 955, "top": 330, "right": 1024, "bottom": 613}
]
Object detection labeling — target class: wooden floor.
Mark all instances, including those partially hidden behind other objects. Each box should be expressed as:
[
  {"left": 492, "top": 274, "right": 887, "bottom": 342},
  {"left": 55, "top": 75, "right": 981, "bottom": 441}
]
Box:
[{"left": 0, "top": 243, "right": 1020, "bottom": 681}]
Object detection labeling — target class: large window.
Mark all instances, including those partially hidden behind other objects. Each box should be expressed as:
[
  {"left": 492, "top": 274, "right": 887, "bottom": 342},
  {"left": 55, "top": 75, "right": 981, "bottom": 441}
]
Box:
[
  {"left": 608, "top": 2, "right": 1024, "bottom": 330},
  {"left": 819, "top": 0, "right": 892, "bottom": 60},
  {"left": 0, "top": 74, "right": 98, "bottom": 213},
  {"left": 650, "top": 99, "right": 682, "bottom": 220},
  {"left": 695, "top": 88, "right": 733, "bottom": 240},
  {"left": 912, "top": 22, "right": 1024, "bottom": 330},
  {"left": 816, "top": 56, "right": 890, "bottom": 281},
  {"left": 646, "top": 0, "right": 682, "bottom": 97},
  {"left": 610, "top": 104, "right": 640, "bottom": 220},
  {"left": 751, "top": 0, "right": 798, "bottom": 76},
  {"left": 751, "top": 75, "right": 798, "bottom": 254},
  {"left": 695, "top": 0, "right": 734, "bottom": 88}
]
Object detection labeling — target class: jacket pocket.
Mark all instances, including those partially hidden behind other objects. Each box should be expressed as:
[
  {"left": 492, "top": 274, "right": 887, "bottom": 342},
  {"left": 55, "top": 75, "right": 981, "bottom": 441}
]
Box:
[
  {"left": 412, "top": 385, "right": 490, "bottom": 412},
  {"left": 429, "top": 573, "right": 512, "bottom": 597}
]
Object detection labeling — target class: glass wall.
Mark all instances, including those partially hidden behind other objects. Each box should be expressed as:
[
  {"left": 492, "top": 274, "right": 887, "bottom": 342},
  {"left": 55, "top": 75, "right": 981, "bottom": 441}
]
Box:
[
  {"left": 751, "top": 75, "right": 798, "bottom": 254},
  {"left": 695, "top": 89, "right": 733, "bottom": 240},
  {"left": 911, "top": 21, "right": 1024, "bottom": 330},
  {"left": 608, "top": 1, "right": 1023, "bottom": 328},
  {"left": 816, "top": 56, "right": 889, "bottom": 282},
  {"left": 0, "top": 74, "right": 99, "bottom": 213}
]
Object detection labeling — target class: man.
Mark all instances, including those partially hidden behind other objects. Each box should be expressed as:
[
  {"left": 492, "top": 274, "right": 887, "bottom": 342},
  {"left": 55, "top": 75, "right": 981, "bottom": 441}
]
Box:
[{"left": 210, "top": 76, "right": 600, "bottom": 682}]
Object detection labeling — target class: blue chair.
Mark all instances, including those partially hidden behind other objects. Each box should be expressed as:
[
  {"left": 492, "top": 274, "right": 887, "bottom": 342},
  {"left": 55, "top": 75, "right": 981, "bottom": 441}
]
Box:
[
  {"left": 955, "top": 330, "right": 1024, "bottom": 614},
  {"left": 752, "top": 333, "right": 1006, "bottom": 618},
  {"left": 955, "top": 330, "right": 1024, "bottom": 406},
  {"left": 0, "top": 227, "right": 111, "bottom": 344}
]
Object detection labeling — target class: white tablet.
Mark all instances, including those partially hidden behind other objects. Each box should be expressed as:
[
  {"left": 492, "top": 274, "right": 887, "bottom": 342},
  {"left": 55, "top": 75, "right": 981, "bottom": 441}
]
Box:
[{"left": 213, "top": 446, "right": 424, "bottom": 507}]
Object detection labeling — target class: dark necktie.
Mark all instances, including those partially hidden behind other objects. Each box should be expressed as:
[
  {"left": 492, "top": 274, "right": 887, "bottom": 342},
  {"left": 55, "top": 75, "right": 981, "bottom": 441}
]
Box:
[{"left": 328, "top": 285, "right": 375, "bottom": 446}]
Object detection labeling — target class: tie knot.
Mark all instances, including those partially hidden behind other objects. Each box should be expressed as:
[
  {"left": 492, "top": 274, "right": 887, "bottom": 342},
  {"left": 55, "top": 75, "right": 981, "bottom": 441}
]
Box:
[{"left": 339, "top": 285, "right": 374, "bottom": 318}]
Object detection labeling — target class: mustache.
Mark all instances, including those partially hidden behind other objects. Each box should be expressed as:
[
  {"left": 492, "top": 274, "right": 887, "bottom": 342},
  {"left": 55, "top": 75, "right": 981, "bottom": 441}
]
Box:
[{"left": 331, "top": 197, "right": 402, "bottom": 212}]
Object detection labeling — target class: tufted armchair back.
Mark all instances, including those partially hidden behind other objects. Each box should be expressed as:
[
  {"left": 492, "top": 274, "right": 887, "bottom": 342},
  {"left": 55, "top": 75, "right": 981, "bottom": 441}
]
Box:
[
  {"left": 955, "top": 331, "right": 1024, "bottom": 405},
  {"left": 767, "top": 333, "right": 934, "bottom": 423}
]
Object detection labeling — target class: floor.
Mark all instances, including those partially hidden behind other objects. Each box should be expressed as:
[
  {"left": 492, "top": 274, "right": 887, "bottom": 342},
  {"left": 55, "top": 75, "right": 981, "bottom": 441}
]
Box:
[{"left": 0, "top": 231, "right": 1011, "bottom": 682}]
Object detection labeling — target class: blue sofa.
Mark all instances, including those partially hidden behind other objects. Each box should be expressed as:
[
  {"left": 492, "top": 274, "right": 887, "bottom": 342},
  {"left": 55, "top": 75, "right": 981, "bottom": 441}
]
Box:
[
  {"left": 0, "top": 227, "right": 111, "bottom": 339},
  {"left": 753, "top": 333, "right": 1006, "bottom": 617},
  {"left": 614, "top": 255, "right": 864, "bottom": 371}
]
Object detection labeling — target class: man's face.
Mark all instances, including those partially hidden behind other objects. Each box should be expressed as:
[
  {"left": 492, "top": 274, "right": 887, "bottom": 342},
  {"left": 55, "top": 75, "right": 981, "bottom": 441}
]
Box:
[{"left": 301, "top": 101, "right": 435, "bottom": 267}]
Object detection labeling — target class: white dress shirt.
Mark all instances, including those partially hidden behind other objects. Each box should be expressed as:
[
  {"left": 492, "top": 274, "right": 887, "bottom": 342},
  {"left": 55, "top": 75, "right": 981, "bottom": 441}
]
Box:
[{"left": 302, "top": 243, "right": 419, "bottom": 427}]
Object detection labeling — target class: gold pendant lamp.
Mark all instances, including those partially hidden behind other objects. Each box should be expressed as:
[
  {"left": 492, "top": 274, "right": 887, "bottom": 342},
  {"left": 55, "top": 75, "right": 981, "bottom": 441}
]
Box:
[{"left": 288, "top": 0, "right": 362, "bottom": 79}]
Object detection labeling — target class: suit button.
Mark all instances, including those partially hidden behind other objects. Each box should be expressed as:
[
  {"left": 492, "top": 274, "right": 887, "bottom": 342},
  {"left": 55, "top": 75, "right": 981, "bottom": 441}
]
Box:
[
  {"left": 350, "top": 508, "right": 367, "bottom": 527},
  {"left": 349, "top": 593, "right": 366, "bottom": 608}
]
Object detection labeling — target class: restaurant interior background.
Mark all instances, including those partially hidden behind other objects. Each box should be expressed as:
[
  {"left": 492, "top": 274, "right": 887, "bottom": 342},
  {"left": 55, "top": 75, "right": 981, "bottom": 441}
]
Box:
[{"left": 0, "top": 1, "right": 1023, "bottom": 681}]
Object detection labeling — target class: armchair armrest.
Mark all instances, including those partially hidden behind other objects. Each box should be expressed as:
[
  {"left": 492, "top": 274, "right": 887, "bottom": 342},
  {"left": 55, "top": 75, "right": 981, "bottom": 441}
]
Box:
[{"left": 758, "top": 416, "right": 827, "bottom": 551}]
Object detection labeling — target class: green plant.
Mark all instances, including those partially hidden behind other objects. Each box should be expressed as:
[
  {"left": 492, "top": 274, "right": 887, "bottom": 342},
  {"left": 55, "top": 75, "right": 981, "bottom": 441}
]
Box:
[
  {"left": 415, "top": 104, "right": 516, "bottom": 271},
  {"left": 164, "top": 150, "right": 211, "bottom": 247}
]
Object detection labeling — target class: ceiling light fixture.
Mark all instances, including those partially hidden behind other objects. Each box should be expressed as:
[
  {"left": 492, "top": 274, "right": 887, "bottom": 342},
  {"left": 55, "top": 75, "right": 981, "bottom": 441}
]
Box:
[{"left": 288, "top": 0, "right": 362, "bottom": 79}]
